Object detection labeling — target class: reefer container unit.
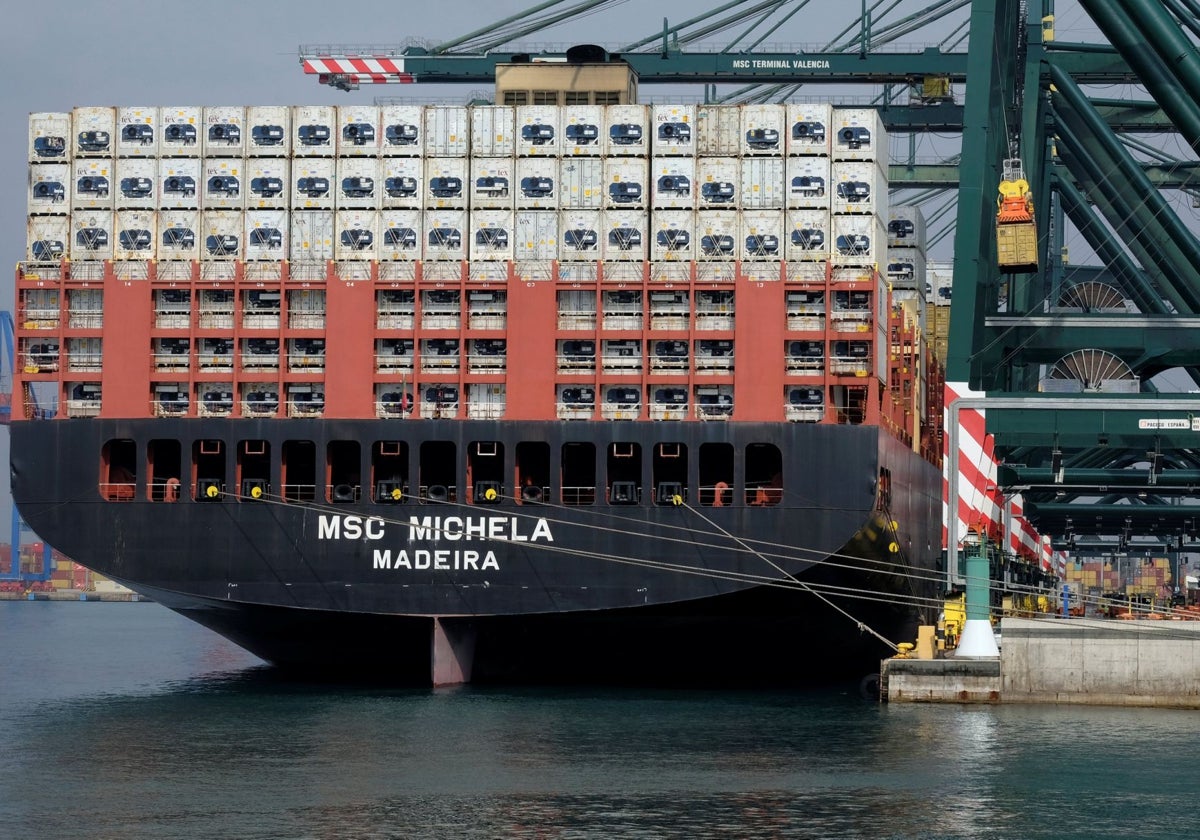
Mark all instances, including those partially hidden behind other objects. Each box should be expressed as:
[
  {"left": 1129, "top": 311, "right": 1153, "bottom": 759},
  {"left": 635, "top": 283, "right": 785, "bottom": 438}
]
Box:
[
  {"left": 29, "top": 112, "right": 71, "bottom": 162},
  {"left": 695, "top": 210, "right": 739, "bottom": 261},
  {"left": 559, "top": 210, "right": 603, "bottom": 261},
  {"left": 114, "top": 209, "right": 157, "bottom": 260},
  {"left": 888, "top": 205, "right": 927, "bottom": 250},
  {"left": 159, "top": 107, "right": 201, "bottom": 156},
  {"left": 831, "top": 160, "right": 887, "bottom": 216},
  {"left": 246, "top": 159, "right": 290, "bottom": 210},
  {"left": 786, "top": 157, "right": 831, "bottom": 210},
  {"left": 158, "top": 209, "right": 201, "bottom": 261},
  {"left": 559, "top": 157, "right": 604, "bottom": 209},
  {"left": 786, "top": 103, "right": 832, "bottom": 156},
  {"left": 515, "top": 157, "right": 558, "bottom": 209},
  {"left": 470, "top": 209, "right": 515, "bottom": 261},
  {"left": 832, "top": 108, "right": 887, "bottom": 162},
  {"left": 28, "top": 164, "right": 70, "bottom": 214},
  {"left": 114, "top": 158, "right": 156, "bottom": 210},
  {"left": 71, "top": 159, "right": 113, "bottom": 210},
  {"left": 423, "top": 157, "right": 469, "bottom": 209},
  {"left": 739, "top": 209, "right": 784, "bottom": 261},
  {"left": 290, "top": 210, "right": 335, "bottom": 262},
  {"left": 651, "top": 157, "right": 696, "bottom": 209},
  {"left": 785, "top": 209, "right": 831, "bottom": 261},
  {"left": 293, "top": 105, "right": 336, "bottom": 154},
  {"left": 516, "top": 106, "right": 561, "bottom": 157},
  {"left": 470, "top": 106, "right": 516, "bottom": 157},
  {"left": 334, "top": 209, "right": 381, "bottom": 261},
  {"left": 424, "top": 106, "right": 469, "bottom": 157},
  {"left": 887, "top": 246, "right": 927, "bottom": 292},
  {"left": 380, "top": 104, "right": 425, "bottom": 155},
  {"left": 740, "top": 158, "right": 785, "bottom": 209},
  {"left": 380, "top": 209, "right": 422, "bottom": 261},
  {"left": 381, "top": 157, "right": 424, "bottom": 209},
  {"left": 604, "top": 104, "right": 650, "bottom": 156},
  {"left": 336, "top": 157, "right": 381, "bottom": 210},
  {"left": 202, "top": 158, "right": 245, "bottom": 210},
  {"left": 69, "top": 211, "right": 114, "bottom": 261},
  {"left": 562, "top": 105, "right": 604, "bottom": 155},
  {"left": 696, "top": 157, "right": 739, "bottom": 209},
  {"left": 423, "top": 209, "right": 467, "bottom": 260},
  {"left": 203, "top": 106, "right": 247, "bottom": 156},
  {"left": 72, "top": 107, "right": 115, "bottom": 158},
  {"left": 201, "top": 210, "right": 244, "bottom": 260},
  {"left": 246, "top": 106, "right": 291, "bottom": 156},
  {"left": 245, "top": 209, "right": 290, "bottom": 261},
  {"left": 602, "top": 158, "right": 648, "bottom": 210},
  {"left": 651, "top": 209, "right": 696, "bottom": 261},
  {"left": 601, "top": 209, "right": 648, "bottom": 261},
  {"left": 336, "top": 104, "right": 380, "bottom": 156},
  {"left": 740, "top": 104, "right": 785, "bottom": 156},
  {"left": 831, "top": 214, "right": 887, "bottom": 267},
  {"left": 514, "top": 211, "right": 559, "bottom": 260},
  {"left": 291, "top": 157, "right": 336, "bottom": 209},
  {"left": 26, "top": 215, "right": 69, "bottom": 262},
  {"left": 158, "top": 158, "right": 201, "bottom": 209},
  {"left": 695, "top": 105, "right": 741, "bottom": 156},
  {"left": 652, "top": 104, "right": 696, "bottom": 156},
  {"left": 469, "top": 158, "right": 514, "bottom": 210},
  {"left": 116, "top": 107, "right": 159, "bottom": 157}
]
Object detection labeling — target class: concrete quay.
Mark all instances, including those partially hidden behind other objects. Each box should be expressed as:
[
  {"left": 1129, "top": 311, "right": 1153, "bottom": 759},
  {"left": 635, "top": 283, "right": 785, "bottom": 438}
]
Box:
[{"left": 881, "top": 616, "right": 1200, "bottom": 709}]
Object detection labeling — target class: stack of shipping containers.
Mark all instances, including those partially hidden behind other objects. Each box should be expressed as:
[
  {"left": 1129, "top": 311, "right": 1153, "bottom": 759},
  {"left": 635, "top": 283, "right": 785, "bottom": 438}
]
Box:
[{"left": 20, "top": 103, "right": 911, "bottom": 427}]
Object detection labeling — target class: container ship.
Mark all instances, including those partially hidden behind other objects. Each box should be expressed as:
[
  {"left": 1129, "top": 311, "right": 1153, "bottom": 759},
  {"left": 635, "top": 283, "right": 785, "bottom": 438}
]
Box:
[{"left": 12, "top": 71, "right": 945, "bottom": 684}]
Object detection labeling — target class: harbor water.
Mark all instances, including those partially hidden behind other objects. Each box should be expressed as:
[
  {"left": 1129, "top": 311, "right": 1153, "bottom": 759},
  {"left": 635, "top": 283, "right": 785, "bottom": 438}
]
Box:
[{"left": 1, "top": 601, "right": 1196, "bottom": 839}]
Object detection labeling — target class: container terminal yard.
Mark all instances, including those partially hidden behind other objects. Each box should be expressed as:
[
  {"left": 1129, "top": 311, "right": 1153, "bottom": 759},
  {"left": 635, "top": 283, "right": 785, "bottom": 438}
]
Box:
[{"left": 8, "top": 0, "right": 1200, "bottom": 701}]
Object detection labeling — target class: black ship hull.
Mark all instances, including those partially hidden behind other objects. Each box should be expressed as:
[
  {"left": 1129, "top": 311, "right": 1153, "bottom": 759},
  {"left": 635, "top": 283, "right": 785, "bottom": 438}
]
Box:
[{"left": 12, "top": 417, "right": 942, "bottom": 684}]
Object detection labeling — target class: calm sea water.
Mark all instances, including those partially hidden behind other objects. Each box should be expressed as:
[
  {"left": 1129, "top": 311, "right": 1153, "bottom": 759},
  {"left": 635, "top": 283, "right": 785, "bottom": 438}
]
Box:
[{"left": 1, "top": 602, "right": 1196, "bottom": 840}]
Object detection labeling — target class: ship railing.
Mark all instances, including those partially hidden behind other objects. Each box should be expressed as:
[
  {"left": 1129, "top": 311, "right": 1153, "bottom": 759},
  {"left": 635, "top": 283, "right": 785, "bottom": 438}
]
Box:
[
  {"left": 696, "top": 404, "right": 733, "bottom": 420},
  {"left": 697, "top": 484, "right": 735, "bottom": 505},
  {"left": 558, "top": 312, "right": 597, "bottom": 330},
  {"left": 287, "top": 354, "right": 326, "bottom": 371},
  {"left": 695, "top": 315, "right": 734, "bottom": 331},
  {"left": 67, "top": 353, "right": 103, "bottom": 372},
  {"left": 65, "top": 399, "right": 101, "bottom": 418},
  {"left": 283, "top": 484, "right": 319, "bottom": 503},
  {"left": 745, "top": 486, "right": 783, "bottom": 506},
  {"left": 649, "top": 403, "right": 689, "bottom": 420},
  {"left": 67, "top": 313, "right": 104, "bottom": 329},
  {"left": 650, "top": 316, "right": 690, "bottom": 330},
  {"left": 468, "top": 314, "right": 507, "bottom": 330},
  {"left": 243, "top": 314, "right": 281, "bottom": 329},
  {"left": 556, "top": 402, "right": 595, "bottom": 420},
  {"left": 421, "top": 314, "right": 461, "bottom": 330},
  {"left": 241, "top": 356, "right": 281, "bottom": 371},
  {"left": 377, "top": 314, "right": 416, "bottom": 330},
  {"left": 467, "top": 355, "right": 506, "bottom": 372},
  {"left": 375, "top": 401, "right": 414, "bottom": 418},
  {"left": 241, "top": 401, "right": 279, "bottom": 417},
  {"left": 561, "top": 486, "right": 596, "bottom": 506},
  {"left": 21, "top": 308, "right": 60, "bottom": 329},
  {"left": 375, "top": 354, "right": 414, "bottom": 372},
  {"left": 418, "top": 484, "right": 458, "bottom": 503},
  {"left": 556, "top": 356, "right": 596, "bottom": 372},
  {"left": 199, "top": 354, "right": 235, "bottom": 370},
  {"left": 153, "top": 352, "right": 191, "bottom": 370},
  {"left": 601, "top": 354, "right": 642, "bottom": 370},
  {"left": 831, "top": 312, "right": 872, "bottom": 332},
  {"left": 21, "top": 351, "right": 60, "bottom": 373},
  {"left": 288, "top": 400, "right": 325, "bottom": 417},
  {"left": 695, "top": 355, "right": 734, "bottom": 372},
  {"left": 601, "top": 403, "right": 641, "bottom": 420},
  {"left": 421, "top": 358, "right": 460, "bottom": 373},
  {"left": 785, "top": 405, "right": 825, "bottom": 422},
  {"left": 829, "top": 355, "right": 871, "bottom": 375},
  {"left": 786, "top": 315, "right": 824, "bottom": 331},
  {"left": 198, "top": 403, "right": 233, "bottom": 417},
  {"left": 155, "top": 313, "right": 192, "bottom": 329},
  {"left": 649, "top": 357, "right": 689, "bottom": 371},
  {"left": 785, "top": 358, "right": 824, "bottom": 374},
  {"left": 288, "top": 314, "right": 327, "bottom": 330},
  {"left": 99, "top": 482, "right": 135, "bottom": 502},
  {"left": 153, "top": 401, "right": 189, "bottom": 417},
  {"left": 601, "top": 314, "right": 642, "bottom": 330},
  {"left": 466, "top": 403, "right": 505, "bottom": 419},
  {"left": 198, "top": 314, "right": 235, "bottom": 330},
  {"left": 419, "top": 402, "right": 459, "bottom": 419},
  {"left": 324, "top": 484, "right": 362, "bottom": 503}
]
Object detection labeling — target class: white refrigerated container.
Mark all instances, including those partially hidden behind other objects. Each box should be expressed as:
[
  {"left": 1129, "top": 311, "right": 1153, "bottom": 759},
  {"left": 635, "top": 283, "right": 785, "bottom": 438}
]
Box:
[
  {"left": 695, "top": 157, "right": 739, "bottom": 209},
  {"left": 515, "top": 157, "right": 558, "bottom": 209},
  {"left": 604, "top": 104, "right": 649, "bottom": 156},
  {"left": 245, "top": 209, "right": 290, "bottom": 261},
  {"left": 69, "top": 211, "right": 114, "bottom": 260},
  {"left": 380, "top": 209, "right": 422, "bottom": 261},
  {"left": 28, "top": 164, "right": 70, "bottom": 214},
  {"left": 203, "top": 106, "right": 246, "bottom": 156},
  {"left": 380, "top": 157, "right": 424, "bottom": 209},
  {"left": 72, "top": 107, "right": 115, "bottom": 158},
  {"left": 470, "top": 209, "right": 515, "bottom": 261},
  {"left": 832, "top": 214, "right": 886, "bottom": 266},
  {"left": 246, "top": 158, "right": 291, "bottom": 210},
  {"left": 695, "top": 210, "right": 739, "bottom": 261},
  {"left": 785, "top": 157, "right": 831, "bottom": 210},
  {"left": 470, "top": 106, "right": 516, "bottom": 156},
  {"left": 158, "top": 158, "right": 201, "bottom": 209},
  {"left": 291, "top": 157, "right": 336, "bottom": 209},
  {"left": 786, "top": 103, "right": 832, "bottom": 156},
  {"left": 516, "top": 105, "right": 561, "bottom": 156},
  {"left": 334, "top": 209, "right": 381, "bottom": 260},
  {"left": 652, "top": 104, "right": 696, "bottom": 156},
  {"left": 246, "top": 106, "right": 291, "bottom": 155},
  {"left": 469, "top": 158, "right": 514, "bottom": 210},
  {"left": 888, "top": 205, "right": 927, "bottom": 251},
  {"left": 380, "top": 104, "right": 425, "bottom": 154},
  {"left": 289, "top": 210, "right": 335, "bottom": 262},
  {"left": 514, "top": 210, "right": 559, "bottom": 260},
  {"left": 114, "top": 209, "right": 158, "bottom": 259},
  {"left": 424, "top": 106, "right": 469, "bottom": 156},
  {"left": 158, "top": 209, "right": 201, "bottom": 261},
  {"left": 336, "top": 104, "right": 381, "bottom": 156},
  {"left": 650, "top": 209, "right": 695, "bottom": 261},
  {"left": 293, "top": 105, "right": 336, "bottom": 154},
  {"left": 601, "top": 209, "right": 647, "bottom": 261},
  {"left": 740, "top": 104, "right": 785, "bottom": 156},
  {"left": 739, "top": 157, "right": 785, "bottom": 208},
  {"left": 602, "top": 158, "right": 648, "bottom": 209},
  {"left": 831, "top": 159, "right": 887, "bottom": 216},
  {"left": 558, "top": 157, "right": 604, "bottom": 209},
  {"left": 784, "top": 209, "right": 830, "bottom": 261},
  {"left": 559, "top": 209, "right": 602, "bottom": 261},
  {"left": 115, "top": 158, "right": 157, "bottom": 209},
  {"left": 200, "top": 210, "right": 243, "bottom": 260},
  {"left": 336, "top": 157, "right": 382, "bottom": 209},
  {"left": 423, "top": 157, "right": 469, "bottom": 209},
  {"left": 562, "top": 105, "right": 603, "bottom": 155},
  {"left": 739, "top": 209, "right": 784, "bottom": 261},
  {"left": 650, "top": 157, "right": 696, "bottom": 209},
  {"left": 423, "top": 209, "right": 467, "bottom": 260},
  {"left": 832, "top": 108, "right": 887, "bottom": 161},
  {"left": 159, "top": 107, "right": 202, "bottom": 156},
  {"left": 695, "top": 105, "right": 740, "bottom": 156},
  {"left": 71, "top": 159, "right": 114, "bottom": 210},
  {"left": 26, "top": 215, "right": 69, "bottom": 262},
  {"left": 203, "top": 158, "right": 245, "bottom": 210},
  {"left": 116, "top": 107, "right": 159, "bottom": 157}
]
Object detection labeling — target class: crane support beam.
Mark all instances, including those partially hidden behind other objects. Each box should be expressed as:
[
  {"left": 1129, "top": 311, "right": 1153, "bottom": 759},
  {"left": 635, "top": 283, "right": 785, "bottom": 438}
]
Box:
[
  {"left": 999, "top": 466, "right": 1200, "bottom": 491},
  {"left": 976, "top": 318, "right": 1200, "bottom": 370},
  {"left": 887, "top": 161, "right": 1200, "bottom": 189}
]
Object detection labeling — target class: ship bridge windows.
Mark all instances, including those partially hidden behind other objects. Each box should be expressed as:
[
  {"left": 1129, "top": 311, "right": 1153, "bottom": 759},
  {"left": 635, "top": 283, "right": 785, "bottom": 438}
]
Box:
[
  {"left": 420, "top": 441, "right": 457, "bottom": 503},
  {"left": 468, "top": 290, "right": 507, "bottom": 330},
  {"left": 237, "top": 440, "right": 272, "bottom": 501},
  {"left": 421, "top": 289, "right": 461, "bottom": 330},
  {"left": 557, "top": 339, "right": 596, "bottom": 373},
  {"left": 153, "top": 384, "right": 189, "bottom": 417},
  {"left": 649, "top": 291, "right": 689, "bottom": 330},
  {"left": 241, "top": 338, "right": 280, "bottom": 370},
  {"left": 605, "top": 442, "right": 641, "bottom": 505},
  {"left": 100, "top": 439, "right": 136, "bottom": 501},
  {"left": 515, "top": 441, "right": 550, "bottom": 505},
  {"left": 288, "top": 289, "right": 326, "bottom": 330},
  {"left": 193, "top": 439, "right": 226, "bottom": 501},
  {"left": 242, "top": 289, "right": 281, "bottom": 329},
  {"left": 287, "top": 338, "right": 326, "bottom": 371},
  {"left": 785, "top": 290, "right": 825, "bottom": 331},
  {"left": 561, "top": 442, "right": 596, "bottom": 506},
  {"left": 67, "top": 381, "right": 102, "bottom": 417},
  {"left": 376, "top": 338, "right": 414, "bottom": 373},
  {"left": 147, "top": 439, "right": 183, "bottom": 502},
  {"left": 601, "top": 290, "right": 642, "bottom": 331},
  {"left": 198, "top": 384, "right": 234, "bottom": 417},
  {"left": 557, "top": 290, "right": 596, "bottom": 330},
  {"left": 372, "top": 440, "right": 409, "bottom": 503},
  {"left": 698, "top": 442, "right": 734, "bottom": 506},
  {"left": 468, "top": 441, "right": 505, "bottom": 504},
  {"left": 155, "top": 288, "right": 191, "bottom": 329},
  {"left": 153, "top": 338, "right": 190, "bottom": 371},
  {"left": 287, "top": 385, "right": 325, "bottom": 418},
  {"left": 199, "top": 288, "right": 234, "bottom": 329},
  {"left": 377, "top": 289, "right": 415, "bottom": 330},
  {"left": 745, "top": 444, "right": 782, "bottom": 507},
  {"left": 67, "top": 289, "right": 103, "bottom": 329},
  {"left": 652, "top": 443, "right": 687, "bottom": 505},
  {"left": 283, "top": 440, "right": 319, "bottom": 502}
]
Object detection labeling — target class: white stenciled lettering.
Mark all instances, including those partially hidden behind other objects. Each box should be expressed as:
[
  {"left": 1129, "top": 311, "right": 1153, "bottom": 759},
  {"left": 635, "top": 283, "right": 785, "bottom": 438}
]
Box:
[
  {"left": 374, "top": 550, "right": 391, "bottom": 569},
  {"left": 318, "top": 515, "right": 341, "bottom": 540},
  {"left": 443, "top": 517, "right": 463, "bottom": 540},
  {"left": 434, "top": 550, "right": 449, "bottom": 570},
  {"left": 320, "top": 514, "right": 386, "bottom": 541},
  {"left": 466, "top": 518, "right": 486, "bottom": 540},
  {"left": 408, "top": 516, "right": 435, "bottom": 540},
  {"left": 372, "top": 548, "right": 498, "bottom": 572},
  {"left": 366, "top": 517, "right": 386, "bottom": 540},
  {"left": 531, "top": 519, "right": 554, "bottom": 542}
]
